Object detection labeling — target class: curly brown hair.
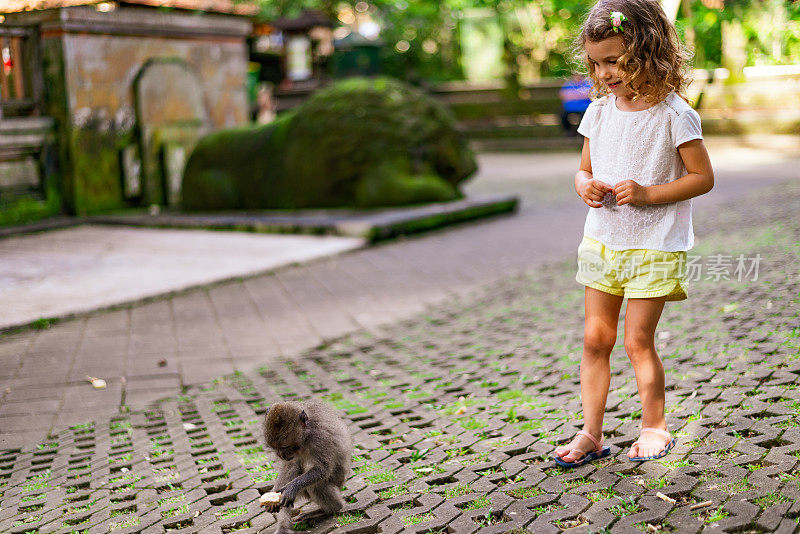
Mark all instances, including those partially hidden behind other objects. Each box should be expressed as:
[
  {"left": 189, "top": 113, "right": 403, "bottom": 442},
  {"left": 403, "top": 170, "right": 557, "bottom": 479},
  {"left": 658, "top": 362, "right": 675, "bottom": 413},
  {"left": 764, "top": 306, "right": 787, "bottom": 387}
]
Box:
[{"left": 577, "top": 0, "right": 691, "bottom": 104}]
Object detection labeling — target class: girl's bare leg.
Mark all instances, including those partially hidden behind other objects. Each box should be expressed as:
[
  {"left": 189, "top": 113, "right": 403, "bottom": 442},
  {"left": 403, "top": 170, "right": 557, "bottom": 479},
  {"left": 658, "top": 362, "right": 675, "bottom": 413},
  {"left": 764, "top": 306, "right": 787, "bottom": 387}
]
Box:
[
  {"left": 623, "top": 296, "right": 669, "bottom": 458},
  {"left": 555, "top": 287, "right": 623, "bottom": 463}
]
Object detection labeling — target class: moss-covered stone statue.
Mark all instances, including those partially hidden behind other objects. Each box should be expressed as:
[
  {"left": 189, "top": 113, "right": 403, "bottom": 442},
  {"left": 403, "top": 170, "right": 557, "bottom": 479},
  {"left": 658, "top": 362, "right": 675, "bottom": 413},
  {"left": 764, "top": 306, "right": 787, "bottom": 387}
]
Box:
[{"left": 181, "top": 77, "right": 477, "bottom": 210}]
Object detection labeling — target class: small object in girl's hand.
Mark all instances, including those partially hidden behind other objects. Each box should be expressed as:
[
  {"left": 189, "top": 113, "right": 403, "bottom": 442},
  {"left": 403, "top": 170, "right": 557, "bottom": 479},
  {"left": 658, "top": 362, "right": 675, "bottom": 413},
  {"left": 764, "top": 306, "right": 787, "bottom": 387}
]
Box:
[
  {"left": 259, "top": 491, "right": 282, "bottom": 509},
  {"left": 602, "top": 191, "right": 618, "bottom": 208}
]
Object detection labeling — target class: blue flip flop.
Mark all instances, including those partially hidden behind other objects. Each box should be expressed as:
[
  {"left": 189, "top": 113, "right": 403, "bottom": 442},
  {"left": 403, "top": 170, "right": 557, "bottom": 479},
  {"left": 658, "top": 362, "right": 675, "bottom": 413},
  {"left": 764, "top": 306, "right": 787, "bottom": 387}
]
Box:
[
  {"left": 628, "top": 428, "right": 676, "bottom": 462},
  {"left": 554, "top": 430, "right": 611, "bottom": 468}
]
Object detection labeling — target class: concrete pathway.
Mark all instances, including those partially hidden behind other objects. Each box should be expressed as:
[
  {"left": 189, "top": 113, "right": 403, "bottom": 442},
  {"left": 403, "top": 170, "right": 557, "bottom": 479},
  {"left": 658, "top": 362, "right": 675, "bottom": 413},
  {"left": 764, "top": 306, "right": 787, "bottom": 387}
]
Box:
[
  {"left": 0, "top": 227, "right": 364, "bottom": 331},
  {"left": 0, "top": 136, "right": 798, "bottom": 450}
]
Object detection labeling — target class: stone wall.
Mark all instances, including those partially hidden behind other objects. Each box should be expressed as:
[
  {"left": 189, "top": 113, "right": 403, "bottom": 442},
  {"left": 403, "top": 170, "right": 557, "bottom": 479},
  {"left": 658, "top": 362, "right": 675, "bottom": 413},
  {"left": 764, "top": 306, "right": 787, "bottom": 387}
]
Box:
[
  {"left": 0, "top": 117, "right": 60, "bottom": 226},
  {"left": 8, "top": 5, "right": 252, "bottom": 215}
]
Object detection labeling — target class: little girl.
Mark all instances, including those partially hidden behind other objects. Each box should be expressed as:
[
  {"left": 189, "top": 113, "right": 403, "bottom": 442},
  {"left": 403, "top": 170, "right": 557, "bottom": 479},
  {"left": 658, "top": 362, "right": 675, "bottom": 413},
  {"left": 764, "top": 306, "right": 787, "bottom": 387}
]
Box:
[{"left": 554, "top": 0, "right": 714, "bottom": 466}]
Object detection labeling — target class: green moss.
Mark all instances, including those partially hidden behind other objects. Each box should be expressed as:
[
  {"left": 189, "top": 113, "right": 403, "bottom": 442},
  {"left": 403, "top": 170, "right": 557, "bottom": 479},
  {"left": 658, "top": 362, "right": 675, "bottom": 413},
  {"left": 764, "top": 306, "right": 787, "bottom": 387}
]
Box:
[
  {"left": 182, "top": 77, "right": 477, "bottom": 210},
  {"left": 0, "top": 182, "right": 62, "bottom": 227},
  {"left": 354, "top": 157, "right": 458, "bottom": 207},
  {"left": 181, "top": 116, "right": 287, "bottom": 209},
  {"left": 70, "top": 127, "right": 125, "bottom": 214}
]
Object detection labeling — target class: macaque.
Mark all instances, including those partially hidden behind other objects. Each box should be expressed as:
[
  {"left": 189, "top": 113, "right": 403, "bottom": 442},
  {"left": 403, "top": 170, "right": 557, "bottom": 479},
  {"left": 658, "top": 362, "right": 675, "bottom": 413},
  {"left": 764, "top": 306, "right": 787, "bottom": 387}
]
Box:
[{"left": 262, "top": 401, "right": 352, "bottom": 533}]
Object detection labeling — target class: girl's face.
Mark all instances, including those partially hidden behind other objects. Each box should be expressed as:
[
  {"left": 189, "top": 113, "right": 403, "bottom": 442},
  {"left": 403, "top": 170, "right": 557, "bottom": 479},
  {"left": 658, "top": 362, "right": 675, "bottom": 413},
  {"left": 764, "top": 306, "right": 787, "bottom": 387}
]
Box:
[{"left": 585, "top": 36, "right": 633, "bottom": 99}]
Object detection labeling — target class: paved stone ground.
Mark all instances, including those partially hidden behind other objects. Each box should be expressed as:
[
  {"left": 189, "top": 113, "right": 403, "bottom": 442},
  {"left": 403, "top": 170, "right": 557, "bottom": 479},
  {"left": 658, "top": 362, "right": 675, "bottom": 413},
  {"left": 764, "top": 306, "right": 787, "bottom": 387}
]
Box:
[{"left": 0, "top": 178, "right": 798, "bottom": 532}]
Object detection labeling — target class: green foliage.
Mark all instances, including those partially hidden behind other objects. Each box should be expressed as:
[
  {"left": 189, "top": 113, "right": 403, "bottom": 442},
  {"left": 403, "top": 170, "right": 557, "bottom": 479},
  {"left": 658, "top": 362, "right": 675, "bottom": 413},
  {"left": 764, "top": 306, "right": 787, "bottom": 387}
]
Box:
[
  {"left": 754, "top": 492, "right": 792, "bottom": 509},
  {"left": 182, "top": 77, "right": 476, "bottom": 210},
  {"left": 335, "top": 511, "right": 365, "bottom": 526},
  {"left": 250, "top": 0, "right": 798, "bottom": 84},
  {"left": 445, "top": 483, "right": 473, "bottom": 498},
  {"left": 506, "top": 485, "right": 543, "bottom": 499},
  {"left": 458, "top": 417, "right": 487, "bottom": 430},
  {"left": 258, "top": 0, "right": 593, "bottom": 82},
  {"left": 249, "top": 0, "right": 338, "bottom": 20},
  {"left": 378, "top": 483, "right": 409, "bottom": 499},
  {"left": 403, "top": 511, "right": 436, "bottom": 525},
  {"left": 587, "top": 488, "right": 618, "bottom": 502},
  {"left": 354, "top": 461, "right": 380, "bottom": 474},
  {"left": 365, "top": 470, "right": 397, "bottom": 483},
  {"left": 609, "top": 496, "right": 640, "bottom": 517},
  {"left": 409, "top": 448, "right": 429, "bottom": 462},
  {"left": 463, "top": 495, "right": 491, "bottom": 509},
  {"left": 678, "top": 0, "right": 800, "bottom": 69},
  {"left": 697, "top": 506, "right": 729, "bottom": 523},
  {"left": 363, "top": 0, "right": 466, "bottom": 83}
]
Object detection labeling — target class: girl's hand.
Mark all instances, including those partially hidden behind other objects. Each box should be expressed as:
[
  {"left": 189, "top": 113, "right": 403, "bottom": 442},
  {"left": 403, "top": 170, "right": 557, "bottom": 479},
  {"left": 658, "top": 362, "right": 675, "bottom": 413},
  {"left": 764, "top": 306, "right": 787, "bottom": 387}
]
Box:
[
  {"left": 613, "top": 180, "right": 650, "bottom": 206},
  {"left": 578, "top": 179, "right": 613, "bottom": 208}
]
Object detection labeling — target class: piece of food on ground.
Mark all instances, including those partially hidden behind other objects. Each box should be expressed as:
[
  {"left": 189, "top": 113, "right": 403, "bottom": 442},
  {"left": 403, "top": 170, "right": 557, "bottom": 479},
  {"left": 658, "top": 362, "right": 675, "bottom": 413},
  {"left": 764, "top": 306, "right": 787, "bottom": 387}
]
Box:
[{"left": 259, "top": 491, "right": 282, "bottom": 508}]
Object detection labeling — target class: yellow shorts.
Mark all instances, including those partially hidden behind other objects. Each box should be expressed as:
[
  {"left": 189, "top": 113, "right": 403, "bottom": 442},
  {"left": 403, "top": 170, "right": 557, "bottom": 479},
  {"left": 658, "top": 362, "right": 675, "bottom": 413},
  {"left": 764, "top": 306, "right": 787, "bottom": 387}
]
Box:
[{"left": 575, "top": 236, "right": 688, "bottom": 301}]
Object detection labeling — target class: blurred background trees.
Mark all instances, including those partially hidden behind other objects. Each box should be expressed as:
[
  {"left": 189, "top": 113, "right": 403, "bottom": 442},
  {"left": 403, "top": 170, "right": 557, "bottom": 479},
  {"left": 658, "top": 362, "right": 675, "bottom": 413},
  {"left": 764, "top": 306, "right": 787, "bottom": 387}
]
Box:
[{"left": 245, "top": 0, "right": 800, "bottom": 85}]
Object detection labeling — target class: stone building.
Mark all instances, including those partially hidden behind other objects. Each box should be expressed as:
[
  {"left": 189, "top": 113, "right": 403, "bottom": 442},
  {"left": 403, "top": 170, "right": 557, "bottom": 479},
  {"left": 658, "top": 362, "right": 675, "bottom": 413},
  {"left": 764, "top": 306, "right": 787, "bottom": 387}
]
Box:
[{"left": 1, "top": 0, "right": 255, "bottom": 216}]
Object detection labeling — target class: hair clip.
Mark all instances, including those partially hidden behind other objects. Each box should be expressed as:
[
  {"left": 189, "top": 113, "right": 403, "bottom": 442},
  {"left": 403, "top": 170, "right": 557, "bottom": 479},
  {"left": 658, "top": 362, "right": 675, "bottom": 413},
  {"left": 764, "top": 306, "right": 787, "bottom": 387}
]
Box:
[{"left": 610, "top": 11, "right": 626, "bottom": 33}]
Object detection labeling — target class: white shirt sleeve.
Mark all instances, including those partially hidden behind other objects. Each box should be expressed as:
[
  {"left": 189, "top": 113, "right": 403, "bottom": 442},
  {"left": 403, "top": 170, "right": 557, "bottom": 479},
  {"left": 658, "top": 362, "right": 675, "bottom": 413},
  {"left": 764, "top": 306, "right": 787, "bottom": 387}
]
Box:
[
  {"left": 576, "top": 102, "right": 598, "bottom": 139},
  {"left": 672, "top": 108, "right": 703, "bottom": 148}
]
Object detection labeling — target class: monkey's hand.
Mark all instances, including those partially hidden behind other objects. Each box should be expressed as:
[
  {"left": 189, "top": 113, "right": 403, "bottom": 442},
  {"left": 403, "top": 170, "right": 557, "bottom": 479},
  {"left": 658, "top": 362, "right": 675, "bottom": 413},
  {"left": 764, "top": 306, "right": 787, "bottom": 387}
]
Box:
[
  {"left": 279, "top": 482, "right": 299, "bottom": 508},
  {"left": 279, "top": 466, "right": 325, "bottom": 508}
]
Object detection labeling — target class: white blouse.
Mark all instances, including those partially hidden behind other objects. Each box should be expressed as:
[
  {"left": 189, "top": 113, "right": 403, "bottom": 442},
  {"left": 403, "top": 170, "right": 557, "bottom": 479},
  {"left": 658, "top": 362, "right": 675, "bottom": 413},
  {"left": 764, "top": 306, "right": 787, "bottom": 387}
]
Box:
[{"left": 577, "top": 92, "right": 703, "bottom": 252}]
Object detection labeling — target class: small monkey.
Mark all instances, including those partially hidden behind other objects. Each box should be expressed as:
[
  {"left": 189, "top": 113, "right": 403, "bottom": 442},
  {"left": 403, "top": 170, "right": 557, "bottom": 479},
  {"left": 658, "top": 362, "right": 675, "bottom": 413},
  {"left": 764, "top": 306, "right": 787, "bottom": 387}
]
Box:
[{"left": 262, "top": 401, "right": 352, "bottom": 532}]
